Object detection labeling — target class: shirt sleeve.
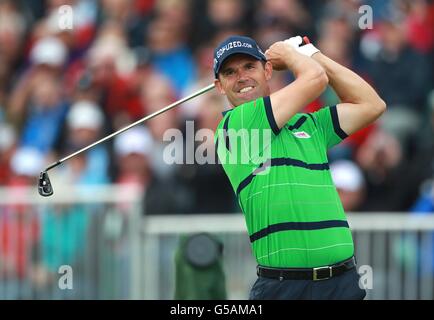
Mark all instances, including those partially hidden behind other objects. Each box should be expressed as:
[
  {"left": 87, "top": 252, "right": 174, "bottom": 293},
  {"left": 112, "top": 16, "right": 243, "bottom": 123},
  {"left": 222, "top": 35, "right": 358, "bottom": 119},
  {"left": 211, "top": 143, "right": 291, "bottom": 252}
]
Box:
[{"left": 310, "top": 105, "right": 348, "bottom": 149}]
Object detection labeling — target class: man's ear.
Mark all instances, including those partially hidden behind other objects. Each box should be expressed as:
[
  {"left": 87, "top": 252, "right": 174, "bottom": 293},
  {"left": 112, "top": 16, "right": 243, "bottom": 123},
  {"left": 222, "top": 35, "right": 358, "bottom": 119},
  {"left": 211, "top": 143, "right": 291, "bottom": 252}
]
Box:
[
  {"left": 264, "top": 61, "right": 273, "bottom": 81},
  {"left": 214, "top": 78, "right": 226, "bottom": 95}
]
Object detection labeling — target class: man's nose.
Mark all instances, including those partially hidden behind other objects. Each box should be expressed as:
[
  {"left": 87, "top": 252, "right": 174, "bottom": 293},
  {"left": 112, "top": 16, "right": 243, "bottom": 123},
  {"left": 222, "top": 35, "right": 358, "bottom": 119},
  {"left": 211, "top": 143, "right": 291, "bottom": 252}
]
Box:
[{"left": 236, "top": 69, "right": 248, "bottom": 82}]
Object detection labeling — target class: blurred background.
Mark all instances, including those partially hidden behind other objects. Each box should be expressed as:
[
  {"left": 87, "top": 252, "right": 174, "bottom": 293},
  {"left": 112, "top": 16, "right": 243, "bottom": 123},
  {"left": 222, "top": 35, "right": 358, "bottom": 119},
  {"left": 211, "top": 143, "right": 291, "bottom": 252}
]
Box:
[{"left": 0, "top": 0, "right": 433, "bottom": 300}]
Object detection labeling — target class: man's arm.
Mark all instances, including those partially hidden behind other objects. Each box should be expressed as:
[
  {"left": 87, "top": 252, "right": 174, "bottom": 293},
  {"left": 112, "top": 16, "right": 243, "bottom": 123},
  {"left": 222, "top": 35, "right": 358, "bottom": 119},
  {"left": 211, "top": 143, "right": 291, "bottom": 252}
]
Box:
[
  {"left": 265, "top": 41, "right": 329, "bottom": 129},
  {"left": 312, "top": 53, "right": 386, "bottom": 135}
]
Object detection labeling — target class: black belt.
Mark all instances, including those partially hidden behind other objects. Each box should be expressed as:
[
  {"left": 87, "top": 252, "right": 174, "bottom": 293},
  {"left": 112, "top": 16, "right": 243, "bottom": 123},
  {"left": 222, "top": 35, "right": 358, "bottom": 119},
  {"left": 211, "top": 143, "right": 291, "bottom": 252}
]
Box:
[{"left": 257, "top": 256, "right": 356, "bottom": 281}]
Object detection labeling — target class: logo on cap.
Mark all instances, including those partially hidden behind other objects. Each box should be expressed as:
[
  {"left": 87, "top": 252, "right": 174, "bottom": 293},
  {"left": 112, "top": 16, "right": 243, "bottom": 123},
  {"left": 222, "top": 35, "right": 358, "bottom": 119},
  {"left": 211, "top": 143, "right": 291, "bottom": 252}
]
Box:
[{"left": 213, "top": 36, "right": 266, "bottom": 78}]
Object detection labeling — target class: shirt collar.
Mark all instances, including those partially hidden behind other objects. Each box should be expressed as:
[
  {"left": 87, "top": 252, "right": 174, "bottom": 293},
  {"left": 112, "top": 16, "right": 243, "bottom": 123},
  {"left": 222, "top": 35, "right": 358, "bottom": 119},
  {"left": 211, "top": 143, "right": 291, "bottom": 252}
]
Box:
[{"left": 222, "top": 109, "right": 232, "bottom": 117}]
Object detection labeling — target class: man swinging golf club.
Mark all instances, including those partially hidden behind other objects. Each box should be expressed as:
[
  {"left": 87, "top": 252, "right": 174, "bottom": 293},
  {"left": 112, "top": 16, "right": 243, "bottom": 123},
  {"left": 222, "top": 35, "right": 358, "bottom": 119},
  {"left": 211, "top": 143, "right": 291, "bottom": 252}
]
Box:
[
  {"left": 36, "top": 32, "right": 385, "bottom": 300},
  {"left": 213, "top": 35, "right": 386, "bottom": 300}
]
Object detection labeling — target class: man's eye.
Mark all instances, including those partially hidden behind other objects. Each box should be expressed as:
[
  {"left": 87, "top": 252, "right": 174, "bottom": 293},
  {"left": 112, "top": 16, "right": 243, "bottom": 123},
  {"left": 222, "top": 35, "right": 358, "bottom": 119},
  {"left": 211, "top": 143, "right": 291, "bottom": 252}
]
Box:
[
  {"left": 247, "top": 64, "right": 255, "bottom": 69},
  {"left": 224, "top": 70, "right": 234, "bottom": 76}
]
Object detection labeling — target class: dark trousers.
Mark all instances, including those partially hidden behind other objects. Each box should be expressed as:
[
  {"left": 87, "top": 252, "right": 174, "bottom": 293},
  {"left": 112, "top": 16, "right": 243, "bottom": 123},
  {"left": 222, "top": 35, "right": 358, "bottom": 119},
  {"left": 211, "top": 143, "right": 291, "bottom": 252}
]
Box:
[{"left": 249, "top": 268, "right": 366, "bottom": 300}]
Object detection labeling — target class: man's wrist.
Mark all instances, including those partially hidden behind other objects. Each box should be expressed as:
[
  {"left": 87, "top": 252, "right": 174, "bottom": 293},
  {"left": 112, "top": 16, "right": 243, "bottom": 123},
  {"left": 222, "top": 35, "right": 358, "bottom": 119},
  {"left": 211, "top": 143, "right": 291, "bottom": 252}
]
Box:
[
  {"left": 284, "top": 36, "right": 320, "bottom": 58},
  {"left": 298, "top": 43, "right": 320, "bottom": 57},
  {"left": 311, "top": 52, "right": 326, "bottom": 64}
]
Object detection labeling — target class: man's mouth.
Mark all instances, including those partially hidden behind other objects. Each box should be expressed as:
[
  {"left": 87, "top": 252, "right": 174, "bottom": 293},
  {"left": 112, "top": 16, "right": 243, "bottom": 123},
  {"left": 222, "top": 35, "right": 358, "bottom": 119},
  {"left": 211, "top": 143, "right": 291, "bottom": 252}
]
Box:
[{"left": 238, "top": 86, "right": 254, "bottom": 94}]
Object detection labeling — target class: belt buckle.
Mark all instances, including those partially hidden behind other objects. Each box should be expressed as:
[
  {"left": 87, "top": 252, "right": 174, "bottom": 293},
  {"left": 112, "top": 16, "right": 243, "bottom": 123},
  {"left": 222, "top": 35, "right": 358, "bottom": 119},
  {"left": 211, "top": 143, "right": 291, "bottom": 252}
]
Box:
[{"left": 313, "top": 266, "right": 332, "bottom": 281}]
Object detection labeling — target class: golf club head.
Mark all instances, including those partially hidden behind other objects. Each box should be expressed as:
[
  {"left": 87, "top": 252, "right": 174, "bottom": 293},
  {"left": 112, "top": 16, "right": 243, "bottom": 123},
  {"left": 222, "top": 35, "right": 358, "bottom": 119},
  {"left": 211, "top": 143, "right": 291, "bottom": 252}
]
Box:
[{"left": 38, "top": 171, "right": 53, "bottom": 197}]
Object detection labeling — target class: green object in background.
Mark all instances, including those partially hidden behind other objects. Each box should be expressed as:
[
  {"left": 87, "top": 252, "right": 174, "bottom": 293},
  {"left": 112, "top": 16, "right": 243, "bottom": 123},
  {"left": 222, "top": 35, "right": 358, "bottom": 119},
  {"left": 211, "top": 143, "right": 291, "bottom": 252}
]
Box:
[{"left": 174, "top": 233, "right": 227, "bottom": 300}]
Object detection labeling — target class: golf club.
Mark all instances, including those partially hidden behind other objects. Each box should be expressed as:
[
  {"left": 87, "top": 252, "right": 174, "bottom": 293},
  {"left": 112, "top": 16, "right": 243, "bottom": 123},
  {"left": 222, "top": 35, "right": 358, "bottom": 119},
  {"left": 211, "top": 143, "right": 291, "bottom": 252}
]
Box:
[{"left": 38, "top": 83, "right": 216, "bottom": 197}]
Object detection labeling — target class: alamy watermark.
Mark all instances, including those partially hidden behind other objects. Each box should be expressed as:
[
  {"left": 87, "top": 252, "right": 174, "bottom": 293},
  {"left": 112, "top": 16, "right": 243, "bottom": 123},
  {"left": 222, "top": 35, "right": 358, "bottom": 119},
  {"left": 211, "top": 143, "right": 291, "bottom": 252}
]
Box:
[
  {"left": 358, "top": 265, "right": 373, "bottom": 290},
  {"left": 58, "top": 265, "right": 73, "bottom": 290},
  {"left": 358, "top": 5, "right": 374, "bottom": 30},
  {"left": 163, "top": 121, "right": 272, "bottom": 168},
  {"left": 58, "top": 5, "right": 74, "bottom": 30}
]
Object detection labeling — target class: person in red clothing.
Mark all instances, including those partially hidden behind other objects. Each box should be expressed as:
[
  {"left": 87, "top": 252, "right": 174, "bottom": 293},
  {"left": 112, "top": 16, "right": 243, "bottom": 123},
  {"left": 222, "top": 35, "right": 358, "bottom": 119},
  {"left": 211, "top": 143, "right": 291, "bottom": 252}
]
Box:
[
  {"left": 0, "top": 124, "right": 16, "bottom": 186},
  {"left": 405, "top": 0, "right": 434, "bottom": 54},
  {"left": 0, "top": 147, "right": 42, "bottom": 299},
  {"left": 65, "top": 23, "right": 144, "bottom": 131}
]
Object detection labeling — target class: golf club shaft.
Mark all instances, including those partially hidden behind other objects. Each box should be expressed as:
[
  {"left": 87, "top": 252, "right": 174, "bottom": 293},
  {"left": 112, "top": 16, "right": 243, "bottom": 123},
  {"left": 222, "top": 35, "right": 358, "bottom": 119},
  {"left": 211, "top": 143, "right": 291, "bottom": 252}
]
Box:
[{"left": 45, "top": 83, "right": 216, "bottom": 172}]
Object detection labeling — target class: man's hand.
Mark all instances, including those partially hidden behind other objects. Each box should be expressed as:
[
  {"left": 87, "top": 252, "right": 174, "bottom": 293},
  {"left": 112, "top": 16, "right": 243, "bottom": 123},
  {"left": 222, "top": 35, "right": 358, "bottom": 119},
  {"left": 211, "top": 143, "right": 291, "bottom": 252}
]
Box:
[
  {"left": 266, "top": 39, "right": 328, "bottom": 130},
  {"left": 265, "top": 41, "right": 300, "bottom": 71},
  {"left": 284, "top": 36, "right": 320, "bottom": 57}
]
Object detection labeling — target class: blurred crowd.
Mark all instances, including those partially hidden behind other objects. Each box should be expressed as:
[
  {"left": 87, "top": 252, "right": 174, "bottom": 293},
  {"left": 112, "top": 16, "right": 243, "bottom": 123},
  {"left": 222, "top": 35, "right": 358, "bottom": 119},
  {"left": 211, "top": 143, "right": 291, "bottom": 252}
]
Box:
[{"left": 0, "top": 0, "right": 433, "bottom": 215}]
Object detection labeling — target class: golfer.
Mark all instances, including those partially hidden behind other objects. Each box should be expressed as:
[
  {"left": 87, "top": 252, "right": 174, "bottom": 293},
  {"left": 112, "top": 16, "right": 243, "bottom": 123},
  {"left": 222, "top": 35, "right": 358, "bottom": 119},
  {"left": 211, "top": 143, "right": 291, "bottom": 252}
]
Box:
[{"left": 213, "top": 35, "right": 386, "bottom": 300}]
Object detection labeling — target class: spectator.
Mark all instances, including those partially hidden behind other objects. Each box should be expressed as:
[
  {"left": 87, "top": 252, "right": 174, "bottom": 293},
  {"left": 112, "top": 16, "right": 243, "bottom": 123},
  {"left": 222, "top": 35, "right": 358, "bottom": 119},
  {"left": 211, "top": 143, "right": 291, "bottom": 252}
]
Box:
[
  {"left": 53, "top": 100, "right": 110, "bottom": 187},
  {"left": 8, "top": 36, "right": 68, "bottom": 130},
  {"left": 330, "top": 160, "right": 366, "bottom": 212},
  {"left": 355, "top": 128, "right": 421, "bottom": 211},
  {"left": 362, "top": 18, "right": 432, "bottom": 148},
  {"left": 141, "top": 72, "right": 178, "bottom": 179},
  {"left": 29, "top": 101, "right": 107, "bottom": 299},
  {"left": 86, "top": 22, "right": 140, "bottom": 122},
  {"left": 401, "top": 89, "right": 434, "bottom": 210},
  {"left": 412, "top": 180, "right": 434, "bottom": 213},
  {"left": 97, "top": 0, "right": 149, "bottom": 47},
  {"left": 140, "top": 73, "right": 194, "bottom": 214},
  {"left": 0, "top": 147, "right": 43, "bottom": 299},
  {"left": 19, "top": 73, "right": 69, "bottom": 154},
  {"left": 0, "top": 0, "right": 28, "bottom": 89},
  {"left": 35, "top": 202, "right": 92, "bottom": 299},
  {"left": 405, "top": 0, "right": 434, "bottom": 55},
  {"left": 189, "top": 0, "right": 248, "bottom": 50},
  {"left": 179, "top": 93, "right": 239, "bottom": 214},
  {"left": 255, "top": 0, "right": 312, "bottom": 47},
  {"left": 113, "top": 126, "right": 153, "bottom": 189},
  {"left": 147, "top": 13, "right": 197, "bottom": 97},
  {"left": 0, "top": 124, "right": 16, "bottom": 185}
]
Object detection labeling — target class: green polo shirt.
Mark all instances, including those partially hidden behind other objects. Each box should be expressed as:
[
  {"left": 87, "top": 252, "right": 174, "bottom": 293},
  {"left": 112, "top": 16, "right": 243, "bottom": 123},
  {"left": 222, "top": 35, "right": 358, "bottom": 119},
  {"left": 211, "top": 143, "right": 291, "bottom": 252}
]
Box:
[{"left": 215, "top": 96, "right": 354, "bottom": 268}]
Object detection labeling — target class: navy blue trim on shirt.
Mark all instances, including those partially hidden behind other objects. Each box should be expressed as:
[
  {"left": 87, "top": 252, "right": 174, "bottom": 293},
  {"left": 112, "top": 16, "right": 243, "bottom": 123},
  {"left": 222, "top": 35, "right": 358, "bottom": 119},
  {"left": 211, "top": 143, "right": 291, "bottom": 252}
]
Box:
[
  {"left": 330, "top": 105, "right": 348, "bottom": 140},
  {"left": 236, "top": 157, "right": 330, "bottom": 196},
  {"left": 306, "top": 113, "right": 317, "bottom": 128},
  {"left": 223, "top": 114, "right": 231, "bottom": 152},
  {"left": 264, "top": 96, "right": 281, "bottom": 135},
  {"left": 236, "top": 174, "right": 255, "bottom": 197},
  {"left": 287, "top": 116, "right": 307, "bottom": 130},
  {"left": 222, "top": 110, "right": 232, "bottom": 117},
  {"left": 216, "top": 111, "right": 232, "bottom": 151},
  {"left": 269, "top": 158, "right": 329, "bottom": 170},
  {"left": 249, "top": 220, "right": 350, "bottom": 243}
]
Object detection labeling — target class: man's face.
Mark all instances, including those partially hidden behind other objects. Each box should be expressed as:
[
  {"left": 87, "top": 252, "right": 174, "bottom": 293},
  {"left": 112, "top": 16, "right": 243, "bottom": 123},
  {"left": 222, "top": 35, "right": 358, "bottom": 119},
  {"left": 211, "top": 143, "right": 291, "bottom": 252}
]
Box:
[{"left": 215, "top": 54, "right": 272, "bottom": 107}]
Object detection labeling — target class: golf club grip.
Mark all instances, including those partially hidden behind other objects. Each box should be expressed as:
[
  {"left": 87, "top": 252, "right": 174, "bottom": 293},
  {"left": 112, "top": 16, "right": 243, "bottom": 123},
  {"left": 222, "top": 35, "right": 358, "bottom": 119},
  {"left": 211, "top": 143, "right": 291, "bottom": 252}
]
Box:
[{"left": 49, "top": 83, "right": 216, "bottom": 170}]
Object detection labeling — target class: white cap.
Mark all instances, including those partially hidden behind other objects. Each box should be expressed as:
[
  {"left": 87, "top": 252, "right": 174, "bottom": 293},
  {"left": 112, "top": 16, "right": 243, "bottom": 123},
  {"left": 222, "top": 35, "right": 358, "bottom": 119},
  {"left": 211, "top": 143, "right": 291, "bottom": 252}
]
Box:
[
  {"left": 67, "top": 100, "right": 104, "bottom": 130},
  {"left": 11, "top": 147, "right": 45, "bottom": 176},
  {"left": 30, "top": 36, "right": 67, "bottom": 67},
  {"left": 330, "top": 160, "right": 365, "bottom": 192},
  {"left": 114, "top": 127, "right": 153, "bottom": 157}
]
